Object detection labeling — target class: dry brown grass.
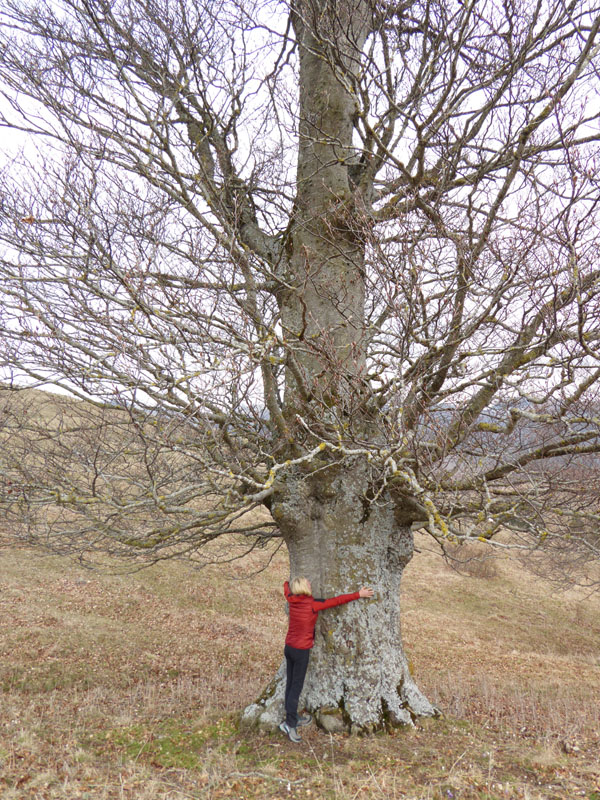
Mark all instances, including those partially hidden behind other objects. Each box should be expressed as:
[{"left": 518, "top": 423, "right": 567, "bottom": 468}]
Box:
[
  {"left": 442, "top": 541, "right": 500, "bottom": 579},
  {"left": 0, "top": 538, "right": 599, "bottom": 800}
]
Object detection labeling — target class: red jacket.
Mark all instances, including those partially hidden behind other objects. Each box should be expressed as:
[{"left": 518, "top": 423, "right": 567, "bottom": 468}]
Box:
[{"left": 284, "top": 581, "right": 360, "bottom": 649}]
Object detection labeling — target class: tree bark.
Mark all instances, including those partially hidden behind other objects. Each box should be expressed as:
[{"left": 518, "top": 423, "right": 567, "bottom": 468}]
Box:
[
  {"left": 280, "top": 0, "right": 369, "bottom": 411},
  {"left": 242, "top": 461, "right": 437, "bottom": 732}
]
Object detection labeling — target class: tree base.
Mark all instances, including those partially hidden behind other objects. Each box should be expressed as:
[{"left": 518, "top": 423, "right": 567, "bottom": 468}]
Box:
[{"left": 241, "top": 659, "right": 440, "bottom": 734}]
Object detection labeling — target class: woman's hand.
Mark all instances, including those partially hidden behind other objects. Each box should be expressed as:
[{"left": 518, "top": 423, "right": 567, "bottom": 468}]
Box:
[{"left": 358, "top": 587, "right": 374, "bottom": 598}]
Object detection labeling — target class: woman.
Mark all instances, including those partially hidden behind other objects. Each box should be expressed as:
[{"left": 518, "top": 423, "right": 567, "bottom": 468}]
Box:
[{"left": 280, "top": 576, "right": 374, "bottom": 742}]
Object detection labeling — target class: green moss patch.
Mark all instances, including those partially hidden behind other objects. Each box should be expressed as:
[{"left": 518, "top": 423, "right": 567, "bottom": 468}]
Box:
[{"left": 92, "top": 717, "right": 237, "bottom": 769}]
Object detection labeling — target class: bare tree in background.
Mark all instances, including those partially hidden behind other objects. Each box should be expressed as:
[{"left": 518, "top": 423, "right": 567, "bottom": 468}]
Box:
[{"left": 1, "top": 0, "right": 600, "bottom": 731}]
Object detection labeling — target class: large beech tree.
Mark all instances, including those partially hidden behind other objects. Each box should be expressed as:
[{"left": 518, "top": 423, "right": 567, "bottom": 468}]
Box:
[{"left": 1, "top": 0, "right": 600, "bottom": 731}]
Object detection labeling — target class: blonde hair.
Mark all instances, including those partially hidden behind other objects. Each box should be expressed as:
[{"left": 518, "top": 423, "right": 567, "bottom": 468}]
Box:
[{"left": 290, "top": 576, "right": 311, "bottom": 596}]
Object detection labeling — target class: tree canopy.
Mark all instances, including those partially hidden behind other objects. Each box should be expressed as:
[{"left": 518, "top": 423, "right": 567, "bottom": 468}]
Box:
[{"left": 1, "top": 0, "right": 600, "bottom": 578}]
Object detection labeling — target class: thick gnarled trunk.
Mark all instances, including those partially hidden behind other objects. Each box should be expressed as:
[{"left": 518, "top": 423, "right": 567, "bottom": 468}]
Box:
[
  {"left": 242, "top": 462, "right": 437, "bottom": 732},
  {"left": 241, "top": 2, "right": 436, "bottom": 734}
]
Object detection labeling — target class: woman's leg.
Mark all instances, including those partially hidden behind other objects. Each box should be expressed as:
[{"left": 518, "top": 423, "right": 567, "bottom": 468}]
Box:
[
  {"left": 284, "top": 646, "right": 293, "bottom": 711},
  {"left": 284, "top": 645, "right": 311, "bottom": 728}
]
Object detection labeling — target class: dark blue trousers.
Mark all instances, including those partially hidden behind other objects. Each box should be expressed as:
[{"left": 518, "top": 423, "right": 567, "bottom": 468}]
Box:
[{"left": 284, "top": 644, "right": 311, "bottom": 728}]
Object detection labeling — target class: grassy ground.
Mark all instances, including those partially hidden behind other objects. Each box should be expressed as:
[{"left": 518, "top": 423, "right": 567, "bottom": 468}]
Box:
[{"left": 0, "top": 540, "right": 599, "bottom": 800}]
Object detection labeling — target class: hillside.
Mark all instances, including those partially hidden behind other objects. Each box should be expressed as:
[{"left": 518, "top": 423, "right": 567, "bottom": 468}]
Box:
[{"left": 0, "top": 538, "right": 599, "bottom": 800}]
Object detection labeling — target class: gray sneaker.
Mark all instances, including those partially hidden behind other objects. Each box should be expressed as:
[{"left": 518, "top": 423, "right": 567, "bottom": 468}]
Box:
[
  {"left": 297, "top": 714, "right": 312, "bottom": 727},
  {"left": 279, "top": 721, "right": 302, "bottom": 743}
]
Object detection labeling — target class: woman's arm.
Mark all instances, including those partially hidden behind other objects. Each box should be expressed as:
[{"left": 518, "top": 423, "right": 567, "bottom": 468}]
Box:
[{"left": 312, "top": 587, "right": 374, "bottom": 611}]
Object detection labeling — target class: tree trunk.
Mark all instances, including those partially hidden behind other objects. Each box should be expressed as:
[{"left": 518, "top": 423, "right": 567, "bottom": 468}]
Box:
[
  {"left": 241, "top": 2, "right": 437, "bottom": 734},
  {"left": 242, "top": 461, "right": 437, "bottom": 733},
  {"left": 279, "top": 0, "right": 369, "bottom": 412}
]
